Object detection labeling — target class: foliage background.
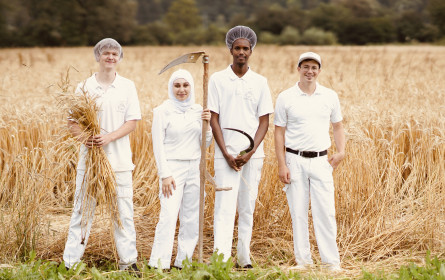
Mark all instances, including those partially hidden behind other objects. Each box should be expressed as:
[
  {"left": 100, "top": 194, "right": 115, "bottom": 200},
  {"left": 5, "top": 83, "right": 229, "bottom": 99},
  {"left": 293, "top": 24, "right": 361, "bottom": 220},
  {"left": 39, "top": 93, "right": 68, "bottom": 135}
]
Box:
[{"left": 1, "top": 0, "right": 445, "bottom": 47}]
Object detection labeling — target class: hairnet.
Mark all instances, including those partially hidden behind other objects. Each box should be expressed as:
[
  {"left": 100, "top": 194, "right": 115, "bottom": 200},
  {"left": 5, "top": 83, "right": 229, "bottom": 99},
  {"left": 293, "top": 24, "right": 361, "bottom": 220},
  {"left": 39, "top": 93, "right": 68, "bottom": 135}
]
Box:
[
  {"left": 225, "top": 25, "right": 257, "bottom": 50},
  {"left": 93, "top": 38, "right": 123, "bottom": 62},
  {"left": 167, "top": 69, "right": 195, "bottom": 112}
]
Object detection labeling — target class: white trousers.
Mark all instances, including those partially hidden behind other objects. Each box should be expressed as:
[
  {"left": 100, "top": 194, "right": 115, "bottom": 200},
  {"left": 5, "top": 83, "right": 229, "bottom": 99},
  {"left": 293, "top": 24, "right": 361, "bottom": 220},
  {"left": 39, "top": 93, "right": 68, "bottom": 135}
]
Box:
[
  {"left": 213, "top": 157, "right": 263, "bottom": 266},
  {"left": 149, "top": 159, "right": 200, "bottom": 269},
  {"left": 285, "top": 152, "right": 340, "bottom": 266},
  {"left": 63, "top": 170, "right": 138, "bottom": 270}
]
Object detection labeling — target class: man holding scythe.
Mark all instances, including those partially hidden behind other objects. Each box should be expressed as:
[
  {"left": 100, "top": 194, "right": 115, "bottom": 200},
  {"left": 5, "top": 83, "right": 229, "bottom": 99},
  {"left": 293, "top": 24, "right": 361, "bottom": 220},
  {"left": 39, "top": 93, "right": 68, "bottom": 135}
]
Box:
[{"left": 208, "top": 25, "right": 274, "bottom": 268}]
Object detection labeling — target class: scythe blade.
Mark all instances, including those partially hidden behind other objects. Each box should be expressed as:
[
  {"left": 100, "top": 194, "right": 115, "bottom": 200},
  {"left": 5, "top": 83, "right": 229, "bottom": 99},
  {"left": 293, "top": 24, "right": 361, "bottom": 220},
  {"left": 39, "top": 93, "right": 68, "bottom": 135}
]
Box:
[
  {"left": 224, "top": 128, "right": 255, "bottom": 155},
  {"left": 158, "top": 51, "right": 206, "bottom": 74}
]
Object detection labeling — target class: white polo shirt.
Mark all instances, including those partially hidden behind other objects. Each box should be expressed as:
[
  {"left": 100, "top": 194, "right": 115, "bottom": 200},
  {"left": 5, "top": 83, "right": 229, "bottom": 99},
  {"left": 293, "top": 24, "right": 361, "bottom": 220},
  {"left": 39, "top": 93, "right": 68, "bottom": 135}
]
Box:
[
  {"left": 151, "top": 101, "right": 213, "bottom": 179},
  {"left": 76, "top": 73, "right": 141, "bottom": 171},
  {"left": 208, "top": 66, "right": 274, "bottom": 159},
  {"left": 274, "top": 82, "right": 342, "bottom": 152}
]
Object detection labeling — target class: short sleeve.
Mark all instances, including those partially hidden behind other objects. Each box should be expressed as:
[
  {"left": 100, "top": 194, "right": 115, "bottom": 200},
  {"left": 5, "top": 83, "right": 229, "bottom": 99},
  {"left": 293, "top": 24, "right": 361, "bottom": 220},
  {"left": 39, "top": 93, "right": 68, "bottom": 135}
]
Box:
[
  {"left": 274, "top": 93, "right": 287, "bottom": 127},
  {"left": 125, "top": 82, "right": 142, "bottom": 121},
  {"left": 207, "top": 75, "right": 219, "bottom": 114},
  {"left": 330, "top": 92, "right": 343, "bottom": 123},
  {"left": 257, "top": 79, "right": 274, "bottom": 117}
]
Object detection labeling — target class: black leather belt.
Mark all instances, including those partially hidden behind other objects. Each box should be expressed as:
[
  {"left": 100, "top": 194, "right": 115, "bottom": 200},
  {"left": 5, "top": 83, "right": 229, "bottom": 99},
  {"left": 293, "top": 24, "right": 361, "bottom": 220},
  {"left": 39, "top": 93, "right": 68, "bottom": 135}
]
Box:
[{"left": 285, "top": 147, "right": 327, "bottom": 158}]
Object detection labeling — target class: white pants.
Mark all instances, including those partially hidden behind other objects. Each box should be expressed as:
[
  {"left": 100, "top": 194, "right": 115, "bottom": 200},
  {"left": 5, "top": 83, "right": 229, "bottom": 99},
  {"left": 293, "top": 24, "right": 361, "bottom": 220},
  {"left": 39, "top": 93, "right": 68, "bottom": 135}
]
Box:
[
  {"left": 149, "top": 159, "right": 200, "bottom": 269},
  {"left": 213, "top": 157, "right": 263, "bottom": 266},
  {"left": 285, "top": 152, "right": 340, "bottom": 266},
  {"left": 63, "top": 170, "right": 138, "bottom": 270}
]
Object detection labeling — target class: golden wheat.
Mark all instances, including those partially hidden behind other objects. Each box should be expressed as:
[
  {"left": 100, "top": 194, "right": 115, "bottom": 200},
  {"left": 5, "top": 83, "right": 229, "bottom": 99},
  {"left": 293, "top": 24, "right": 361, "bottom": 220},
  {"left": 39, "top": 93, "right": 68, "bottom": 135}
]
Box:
[{"left": 0, "top": 46, "right": 444, "bottom": 275}]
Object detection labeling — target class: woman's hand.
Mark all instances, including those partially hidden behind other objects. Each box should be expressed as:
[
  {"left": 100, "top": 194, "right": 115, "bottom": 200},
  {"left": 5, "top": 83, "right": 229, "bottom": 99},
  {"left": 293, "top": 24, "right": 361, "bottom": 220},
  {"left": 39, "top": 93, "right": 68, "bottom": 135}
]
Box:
[
  {"left": 202, "top": 109, "right": 211, "bottom": 131},
  {"left": 161, "top": 176, "right": 176, "bottom": 198}
]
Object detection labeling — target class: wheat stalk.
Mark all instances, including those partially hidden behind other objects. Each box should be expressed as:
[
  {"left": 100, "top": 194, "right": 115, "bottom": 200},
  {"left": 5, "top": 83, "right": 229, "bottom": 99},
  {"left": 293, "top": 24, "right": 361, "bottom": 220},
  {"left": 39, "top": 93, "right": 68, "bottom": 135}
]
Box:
[{"left": 59, "top": 84, "right": 122, "bottom": 244}]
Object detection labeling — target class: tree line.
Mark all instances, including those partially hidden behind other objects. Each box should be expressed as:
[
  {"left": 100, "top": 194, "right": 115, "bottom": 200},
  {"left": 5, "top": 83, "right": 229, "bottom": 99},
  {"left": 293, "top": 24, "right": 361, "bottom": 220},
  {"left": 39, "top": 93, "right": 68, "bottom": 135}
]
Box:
[{"left": 1, "top": 0, "right": 445, "bottom": 47}]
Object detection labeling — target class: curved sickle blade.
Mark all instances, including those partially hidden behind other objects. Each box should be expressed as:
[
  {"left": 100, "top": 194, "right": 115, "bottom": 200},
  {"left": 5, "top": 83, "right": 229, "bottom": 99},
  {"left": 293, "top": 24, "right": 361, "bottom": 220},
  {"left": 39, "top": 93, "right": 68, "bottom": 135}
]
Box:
[
  {"left": 158, "top": 51, "right": 206, "bottom": 74},
  {"left": 224, "top": 128, "right": 254, "bottom": 155}
]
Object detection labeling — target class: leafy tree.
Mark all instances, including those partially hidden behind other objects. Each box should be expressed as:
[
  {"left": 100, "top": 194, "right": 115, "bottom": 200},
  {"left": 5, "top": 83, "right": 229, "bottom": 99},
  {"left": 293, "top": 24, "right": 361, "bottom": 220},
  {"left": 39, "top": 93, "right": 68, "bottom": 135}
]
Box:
[
  {"left": 428, "top": 0, "right": 445, "bottom": 36},
  {"left": 136, "top": 0, "right": 173, "bottom": 24},
  {"left": 341, "top": 0, "right": 382, "bottom": 17},
  {"left": 310, "top": 3, "right": 352, "bottom": 35},
  {"left": 252, "top": 4, "right": 307, "bottom": 35},
  {"left": 0, "top": 0, "right": 9, "bottom": 46},
  {"left": 279, "top": 26, "right": 301, "bottom": 45},
  {"left": 339, "top": 16, "right": 395, "bottom": 44},
  {"left": 82, "top": 0, "right": 137, "bottom": 45},
  {"left": 392, "top": 0, "right": 427, "bottom": 13},
  {"left": 252, "top": 5, "right": 288, "bottom": 34},
  {"left": 301, "top": 27, "right": 337, "bottom": 45},
  {"left": 395, "top": 10, "right": 424, "bottom": 42},
  {"left": 164, "top": 0, "right": 202, "bottom": 33}
]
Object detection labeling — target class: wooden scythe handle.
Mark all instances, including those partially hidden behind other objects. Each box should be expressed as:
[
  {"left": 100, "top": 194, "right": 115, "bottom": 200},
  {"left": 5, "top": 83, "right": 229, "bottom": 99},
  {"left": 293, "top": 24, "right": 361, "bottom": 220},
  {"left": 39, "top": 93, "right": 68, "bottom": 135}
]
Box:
[{"left": 198, "top": 54, "right": 209, "bottom": 263}]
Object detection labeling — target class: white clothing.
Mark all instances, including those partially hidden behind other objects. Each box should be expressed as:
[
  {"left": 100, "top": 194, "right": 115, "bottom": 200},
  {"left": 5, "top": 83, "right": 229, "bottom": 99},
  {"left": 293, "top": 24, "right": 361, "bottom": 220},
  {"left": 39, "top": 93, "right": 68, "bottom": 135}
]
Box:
[
  {"left": 274, "top": 82, "right": 342, "bottom": 152},
  {"left": 63, "top": 170, "right": 138, "bottom": 270},
  {"left": 152, "top": 102, "right": 212, "bottom": 179},
  {"left": 76, "top": 73, "right": 142, "bottom": 171},
  {"left": 150, "top": 70, "right": 212, "bottom": 268},
  {"left": 213, "top": 158, "right": 263, "bottom": 266},
  {"left": 284, "top": 152, "right": 340, "bottom": 266},
  {"left": 208, "top": 66, "right": 274, "bottom": 159},
  {"left": 274, "top": 81, "right": 342, "bottom": 266},
  {"left": 149, "top": 159, "right": 200, "bottom": 269}
]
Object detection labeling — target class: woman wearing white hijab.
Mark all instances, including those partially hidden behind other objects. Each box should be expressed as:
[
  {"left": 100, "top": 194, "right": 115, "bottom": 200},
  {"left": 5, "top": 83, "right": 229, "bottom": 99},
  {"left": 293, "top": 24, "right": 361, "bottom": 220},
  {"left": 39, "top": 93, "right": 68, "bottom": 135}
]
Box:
[{"left": 149, "top": 69, "right": 212, "bottom": 269}]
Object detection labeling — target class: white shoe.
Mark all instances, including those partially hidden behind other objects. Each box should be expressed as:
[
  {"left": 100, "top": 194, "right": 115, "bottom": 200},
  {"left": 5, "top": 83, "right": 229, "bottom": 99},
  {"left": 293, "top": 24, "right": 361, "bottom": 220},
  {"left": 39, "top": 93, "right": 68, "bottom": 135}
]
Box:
[
  {"left": 288, "top": 265, "right": 307, "bottom": 271},
  {"left": 327, "top": 265, "right": 342, "bottom": 272}
]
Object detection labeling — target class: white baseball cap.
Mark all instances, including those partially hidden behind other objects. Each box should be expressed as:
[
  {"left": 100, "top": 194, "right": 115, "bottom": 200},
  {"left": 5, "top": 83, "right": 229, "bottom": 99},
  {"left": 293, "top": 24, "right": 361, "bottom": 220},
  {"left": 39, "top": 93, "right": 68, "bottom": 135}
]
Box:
[{"left": 298, "top": 52, "right": 321, "bottom": 68}]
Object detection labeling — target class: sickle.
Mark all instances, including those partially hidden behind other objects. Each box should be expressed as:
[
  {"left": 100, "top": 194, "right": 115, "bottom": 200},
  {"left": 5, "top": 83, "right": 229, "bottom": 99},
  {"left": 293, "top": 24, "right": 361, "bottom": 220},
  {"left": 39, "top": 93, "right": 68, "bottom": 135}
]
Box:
[{"left": 224, "top": 128, "right": 254, "bottom": 155}]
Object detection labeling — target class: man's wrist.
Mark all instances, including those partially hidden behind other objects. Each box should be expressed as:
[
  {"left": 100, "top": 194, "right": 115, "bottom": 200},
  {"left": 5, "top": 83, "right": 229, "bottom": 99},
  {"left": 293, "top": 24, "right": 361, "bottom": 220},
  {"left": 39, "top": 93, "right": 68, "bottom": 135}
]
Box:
[{"left": 337, "top": 151, "right": 346, "bottom": 158}]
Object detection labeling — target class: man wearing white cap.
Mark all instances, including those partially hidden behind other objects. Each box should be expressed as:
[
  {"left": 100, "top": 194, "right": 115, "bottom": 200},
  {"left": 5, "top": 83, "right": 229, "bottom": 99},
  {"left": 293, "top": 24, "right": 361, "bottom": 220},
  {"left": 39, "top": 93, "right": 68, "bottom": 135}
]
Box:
[
  {"left": 208, "top": 25, "right": 274, "bottom": 268},
  {"left": 274, "top": 52, "right": 345, "bottom": 272}
]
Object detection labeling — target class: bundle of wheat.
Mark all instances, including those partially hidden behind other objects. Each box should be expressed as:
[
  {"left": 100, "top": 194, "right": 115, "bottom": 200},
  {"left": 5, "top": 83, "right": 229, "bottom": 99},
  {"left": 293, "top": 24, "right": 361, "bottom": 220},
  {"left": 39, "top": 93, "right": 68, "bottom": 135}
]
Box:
[{"left": 59, "top": 85, "right": 122, "bottom": 244}]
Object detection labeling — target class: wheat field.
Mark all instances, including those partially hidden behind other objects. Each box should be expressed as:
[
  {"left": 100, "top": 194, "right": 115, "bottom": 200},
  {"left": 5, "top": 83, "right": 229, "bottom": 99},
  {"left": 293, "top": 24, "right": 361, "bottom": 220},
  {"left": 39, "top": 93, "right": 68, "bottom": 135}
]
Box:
[{"left": 0, "top": 45, "right": 444, "bottom": 276}]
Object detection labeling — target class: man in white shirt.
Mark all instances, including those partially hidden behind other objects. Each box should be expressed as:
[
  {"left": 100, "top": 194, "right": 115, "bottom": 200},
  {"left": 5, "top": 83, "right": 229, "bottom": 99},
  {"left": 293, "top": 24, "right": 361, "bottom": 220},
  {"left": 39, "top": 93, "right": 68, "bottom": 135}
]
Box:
[
  {"left": 63, "top": 38, "right": 141, "bottom": 275},
  {"left": 274, "top": 52, "right": 345, "bottom": 272},
  {"left": 208, "top": 25, "right": 274, "bottom": 268}
]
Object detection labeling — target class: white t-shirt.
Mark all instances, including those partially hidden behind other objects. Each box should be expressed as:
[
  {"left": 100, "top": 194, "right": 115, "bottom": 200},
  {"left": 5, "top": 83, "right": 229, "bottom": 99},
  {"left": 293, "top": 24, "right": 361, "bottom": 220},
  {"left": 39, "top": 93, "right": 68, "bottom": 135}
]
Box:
[
  {"left": 151, "top": 101, "right": 213, "bottom": 179},
  {"left": 76, "top": 73, "right": 141, "bottom": 171},
  {"left": 274, "top": 82, "right": 342, "bottom": 152},
  {"left": 208, "top": 66, "right": 274, "bottom": 158}
]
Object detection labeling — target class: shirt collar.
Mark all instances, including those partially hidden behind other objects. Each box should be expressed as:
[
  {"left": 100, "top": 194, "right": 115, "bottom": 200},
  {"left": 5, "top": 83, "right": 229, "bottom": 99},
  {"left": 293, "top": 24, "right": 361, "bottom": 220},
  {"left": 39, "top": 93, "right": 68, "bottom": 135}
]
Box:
[
  {"left": 92, "top": 72, "right": 120, "bottom": 90},
  {"left": 295, "top": 81, "right": 322, "bottom": 96},
  {"left": 226, "top": 65, "right": 251, "bottom": 81}
]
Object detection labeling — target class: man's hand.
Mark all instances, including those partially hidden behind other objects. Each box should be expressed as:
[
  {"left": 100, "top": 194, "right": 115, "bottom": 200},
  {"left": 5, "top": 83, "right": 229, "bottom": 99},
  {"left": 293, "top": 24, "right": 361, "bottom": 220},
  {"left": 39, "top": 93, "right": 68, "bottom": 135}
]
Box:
[
  {"left": 85, "top": 134, "right": 113, "bottom": 148},
  {"left": 234, "top": 150, "right": 253, "bottom": 168},
  {"left": 224, "top": 154, "right": 241, "bottom": 172},
  {"left": 161, "top": 176, "right": 176, "bottom": 198},
  {"left": 278, "top": 165, "right": 291, "bottom": 184},
  {"left": 328, "top": 152, "right": 345, "bottom": 169}
]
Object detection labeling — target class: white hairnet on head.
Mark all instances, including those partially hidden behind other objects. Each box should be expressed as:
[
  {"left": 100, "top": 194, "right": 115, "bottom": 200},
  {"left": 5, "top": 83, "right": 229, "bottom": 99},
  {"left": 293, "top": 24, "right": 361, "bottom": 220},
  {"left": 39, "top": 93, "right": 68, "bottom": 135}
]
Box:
[
  {"left": 93, "top": 38, "right": 123, "bottom": 62},
  {"left": 168, "top": 69, "right": 195, "bottom": 111},
  {"left": 225, "top": 25, "right": 257, "bottom": 50}
]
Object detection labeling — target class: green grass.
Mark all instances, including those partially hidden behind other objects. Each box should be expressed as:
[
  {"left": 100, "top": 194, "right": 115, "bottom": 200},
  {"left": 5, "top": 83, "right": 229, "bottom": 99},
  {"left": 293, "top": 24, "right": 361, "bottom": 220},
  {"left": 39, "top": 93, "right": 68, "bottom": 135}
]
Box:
[
  {"left": 360, "top": 253, "right": 445, "bottom": 280},
  {"left": 0, "top": 252, "right": 444, "bottom": 279}
]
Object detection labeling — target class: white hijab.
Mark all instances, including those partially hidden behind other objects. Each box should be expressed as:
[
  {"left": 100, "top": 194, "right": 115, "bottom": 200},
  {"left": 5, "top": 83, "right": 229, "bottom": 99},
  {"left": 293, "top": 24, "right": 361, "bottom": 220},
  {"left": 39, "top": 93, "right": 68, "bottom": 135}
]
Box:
[{"left": 166, "top": 69, "right": 195, "bottom": 112}]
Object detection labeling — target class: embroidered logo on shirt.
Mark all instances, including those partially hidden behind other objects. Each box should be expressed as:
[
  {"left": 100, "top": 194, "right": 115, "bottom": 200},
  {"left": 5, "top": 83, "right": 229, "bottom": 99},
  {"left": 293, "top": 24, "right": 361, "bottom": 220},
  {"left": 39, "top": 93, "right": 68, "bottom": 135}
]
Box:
[{"left": 117, "top": 101, "right": 126, "bottom": 112}]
